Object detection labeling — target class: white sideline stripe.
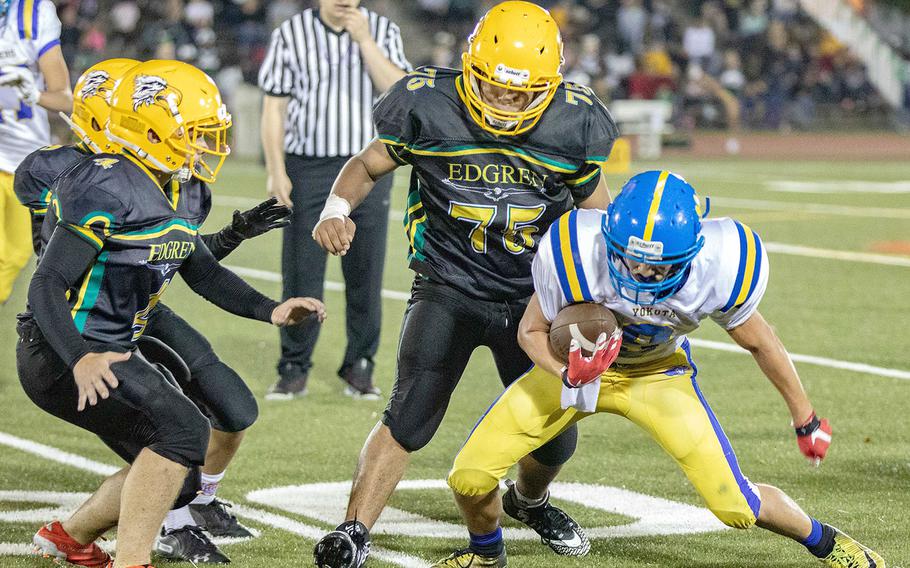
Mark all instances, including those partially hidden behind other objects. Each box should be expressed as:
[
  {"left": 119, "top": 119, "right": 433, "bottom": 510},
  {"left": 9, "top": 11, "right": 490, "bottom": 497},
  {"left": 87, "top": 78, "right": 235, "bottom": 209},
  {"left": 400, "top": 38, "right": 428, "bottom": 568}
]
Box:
[
  {"left": 0, "top": 432, "right": 118, "bottom": 475},
  {"left": 223, "top": 266, "right": 910, "bottom": 381},
  {"left": 688, "top": 339, "right": 910, "bottom": 381},
  {"left": 0, "top": 432, "right": 428, "bottom": 567},
  {"left": 767, "top": 180, "right": 910, "bottom": 194},
  {"left": 763, "top": 242, "right": 910, "bottom": 267}
]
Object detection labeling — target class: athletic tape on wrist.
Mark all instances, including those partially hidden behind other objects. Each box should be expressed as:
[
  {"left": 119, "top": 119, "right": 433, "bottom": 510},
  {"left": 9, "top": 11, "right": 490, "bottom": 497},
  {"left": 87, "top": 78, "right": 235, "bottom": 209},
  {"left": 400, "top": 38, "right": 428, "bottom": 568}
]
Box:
[{"left": 311, "top": 194, "right": 353, "bottom": 238}]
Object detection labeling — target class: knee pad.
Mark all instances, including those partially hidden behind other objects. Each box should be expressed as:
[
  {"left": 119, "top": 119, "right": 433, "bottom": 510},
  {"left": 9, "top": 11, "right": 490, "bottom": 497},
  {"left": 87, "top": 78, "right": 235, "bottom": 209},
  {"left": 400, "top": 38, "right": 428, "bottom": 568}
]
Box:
[
  {"left": 382, "top": 413, "right": 435, "bottom": 453},
  {"left": 447, "top": 467, "right": 500, "bottom": 497},
  {"left": 147, "top": 396, "right": 211, "bottom": 467},
  {"left": 712, "top": 507, "right": 757, "bottom": 529},
  {"left": 173, "top": 466, "right": 201, "bottom": 509},
  {"left": 530, "top": 424, "right": 578, "bottom": 467},
  {"left": 190, "top": 362, "right": 258, "bottom": 433}
]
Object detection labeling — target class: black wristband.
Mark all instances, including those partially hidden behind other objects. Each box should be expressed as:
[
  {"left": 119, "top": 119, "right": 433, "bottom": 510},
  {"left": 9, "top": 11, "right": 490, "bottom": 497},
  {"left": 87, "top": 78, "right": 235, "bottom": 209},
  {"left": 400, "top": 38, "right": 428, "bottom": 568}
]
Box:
[{"left": 794, "top": 413, "right": 819, "bottom": 436}]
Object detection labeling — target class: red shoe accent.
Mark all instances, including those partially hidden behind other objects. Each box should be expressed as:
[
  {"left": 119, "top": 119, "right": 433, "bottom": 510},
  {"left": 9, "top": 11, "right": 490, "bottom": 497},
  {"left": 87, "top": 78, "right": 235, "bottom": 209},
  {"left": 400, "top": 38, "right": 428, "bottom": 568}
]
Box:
[{"left": 33, "top": 521, "right": 112, "bottom": 567}]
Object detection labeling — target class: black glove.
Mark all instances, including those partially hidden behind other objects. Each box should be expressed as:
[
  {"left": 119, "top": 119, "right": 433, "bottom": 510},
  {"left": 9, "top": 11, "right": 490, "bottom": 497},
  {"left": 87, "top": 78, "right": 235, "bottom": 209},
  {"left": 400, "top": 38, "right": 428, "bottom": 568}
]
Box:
[{"left": 229, "top": 196, "right": 292, "bottom": 239}]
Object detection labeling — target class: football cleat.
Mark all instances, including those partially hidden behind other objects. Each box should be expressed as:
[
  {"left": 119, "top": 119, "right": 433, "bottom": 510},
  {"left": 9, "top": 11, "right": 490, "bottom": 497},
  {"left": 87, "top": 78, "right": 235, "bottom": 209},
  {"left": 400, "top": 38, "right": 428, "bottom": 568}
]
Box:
[
  {"left": 340, "top": 358, "right": 380, "bottom": 400},
  {"left": 313, "top": 520, "right": 371, "bottom": 568},
  {"left": 155, "top": 525, "right": 230, "bottom": 564},
  {"left": 33, "top": 521, "right": 111, "bottom": 567},
  {"left": 189, "top": 499, "right": 254, "bottom": 538},
  {"left": 266, "top": 370, "right": 309, "bottom": 400},
  {"left": 430, "top": 547, "right": 507, "bottom": 567},
  {"left": 502, "top": 479, "right": 590, "bottom": 556},
  {"left": 822, "top": 527, "right": 885, "bottom": 568}
]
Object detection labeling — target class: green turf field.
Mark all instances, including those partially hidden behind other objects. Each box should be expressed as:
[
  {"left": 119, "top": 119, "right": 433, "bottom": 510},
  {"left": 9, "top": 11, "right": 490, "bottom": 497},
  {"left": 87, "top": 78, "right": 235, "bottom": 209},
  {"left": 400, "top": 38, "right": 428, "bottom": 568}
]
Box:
[{"left": 1, "top": 157, "right": 908, "bottom": 567}]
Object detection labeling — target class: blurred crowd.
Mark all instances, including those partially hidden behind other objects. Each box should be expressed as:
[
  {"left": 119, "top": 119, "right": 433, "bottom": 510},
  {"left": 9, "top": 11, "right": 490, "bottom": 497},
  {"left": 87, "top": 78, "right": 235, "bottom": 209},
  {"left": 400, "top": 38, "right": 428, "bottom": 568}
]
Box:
[{"left": 55, "top": 0, "right": 901, "bottom": 132}]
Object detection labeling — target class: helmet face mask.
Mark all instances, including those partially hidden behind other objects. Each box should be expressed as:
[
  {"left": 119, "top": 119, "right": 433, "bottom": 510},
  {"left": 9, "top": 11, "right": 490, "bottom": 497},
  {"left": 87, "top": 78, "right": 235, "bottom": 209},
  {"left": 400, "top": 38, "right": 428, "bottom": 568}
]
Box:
[
  {"left": 459, "top": 1, "right": 563, "bottom": 136},
  {"left": 107, "top": 60, "right": 231, "bottom": 184},
  {"left": 601, "top": 171, "right": 706, "bottom": 306}
]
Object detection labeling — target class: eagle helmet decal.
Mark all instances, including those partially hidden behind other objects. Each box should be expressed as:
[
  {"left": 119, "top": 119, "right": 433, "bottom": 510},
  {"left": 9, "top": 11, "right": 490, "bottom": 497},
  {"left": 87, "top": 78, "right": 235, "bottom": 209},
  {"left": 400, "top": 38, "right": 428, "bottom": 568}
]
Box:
[
  {"left": 132, "top": 75, "right": 173, "bottom": 111},
  {"left": 78, "top": 70, "right": 110, "bottom": 102}
]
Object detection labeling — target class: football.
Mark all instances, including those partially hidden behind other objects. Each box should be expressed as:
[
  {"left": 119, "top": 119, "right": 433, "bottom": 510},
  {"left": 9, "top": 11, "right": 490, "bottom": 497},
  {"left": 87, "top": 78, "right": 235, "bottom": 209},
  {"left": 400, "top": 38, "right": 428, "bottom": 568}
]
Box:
[{"left": 549, "top": 303, "right": 620, "bottom": 363}]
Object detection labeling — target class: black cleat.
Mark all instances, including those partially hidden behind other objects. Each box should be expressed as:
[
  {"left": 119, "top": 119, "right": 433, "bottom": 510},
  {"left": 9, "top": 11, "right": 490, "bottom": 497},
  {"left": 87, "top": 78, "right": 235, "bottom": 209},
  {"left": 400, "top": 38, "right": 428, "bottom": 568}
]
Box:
[
  {"left": 339, "top": 358, "right": 380, "bottom": 400},
  {"left": 266, "top": 365, "right": 309, "bottom": 400},
  {"left": 502, "top": 479, "right": 590, "bottom": 557},
  {"left": 189, "top": 499, "right": 254, "bottom": 538},
  {"left": 155, "top": 525, "right": 231, "bottom": 563},
  {"left": 313, "top": 520, "right": 371, "bottom": 568}
]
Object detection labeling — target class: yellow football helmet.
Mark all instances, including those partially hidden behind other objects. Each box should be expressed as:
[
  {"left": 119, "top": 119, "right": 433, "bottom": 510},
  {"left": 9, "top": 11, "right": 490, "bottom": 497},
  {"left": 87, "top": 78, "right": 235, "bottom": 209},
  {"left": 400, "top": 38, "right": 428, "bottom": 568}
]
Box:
[
  {"left": 106, "top": 60, "right": 231, "bottom": 183},
  {"left": 460, "top": 1, "right": 563, "bottom": 136},
  {"left": 67, "top": 58, "right": 138, "bottom": 153}
]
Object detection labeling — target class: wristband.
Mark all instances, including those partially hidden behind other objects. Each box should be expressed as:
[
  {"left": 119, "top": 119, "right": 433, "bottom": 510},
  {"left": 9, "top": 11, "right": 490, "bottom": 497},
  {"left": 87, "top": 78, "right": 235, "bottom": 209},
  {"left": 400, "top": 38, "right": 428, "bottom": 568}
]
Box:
[
  {"left": 311, "top": 194, "right": 352, "bottom": 238},
  {"left": 794, "top": 412, "right": 819, "bottom": 436}
]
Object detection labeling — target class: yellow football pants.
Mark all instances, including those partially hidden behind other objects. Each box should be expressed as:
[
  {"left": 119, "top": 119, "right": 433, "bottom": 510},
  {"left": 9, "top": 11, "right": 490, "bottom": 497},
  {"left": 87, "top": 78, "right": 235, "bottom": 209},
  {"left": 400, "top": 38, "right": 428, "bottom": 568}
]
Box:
[
  {"left": 0, "top": 171, "right": 32, "bottom": 304},
  {"left": 448, "top": 343, "right": 761, "bottom": 529}
]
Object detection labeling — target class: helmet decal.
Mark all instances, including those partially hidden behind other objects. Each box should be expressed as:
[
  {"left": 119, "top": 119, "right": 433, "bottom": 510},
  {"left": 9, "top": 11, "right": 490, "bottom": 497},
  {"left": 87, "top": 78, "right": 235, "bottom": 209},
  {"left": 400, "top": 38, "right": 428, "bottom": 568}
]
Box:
[
  {"left": 132, "top": 75, "right": 170, "bottom": 111},
  {"left": 78, "top": 71, "right": 110, "bottom": 102}
]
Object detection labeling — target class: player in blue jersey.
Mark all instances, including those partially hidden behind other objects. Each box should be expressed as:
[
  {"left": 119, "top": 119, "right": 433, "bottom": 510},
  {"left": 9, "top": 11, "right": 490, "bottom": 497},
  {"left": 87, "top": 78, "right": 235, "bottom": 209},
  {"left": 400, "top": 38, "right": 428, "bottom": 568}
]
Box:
[
  {"left": 18, "top": 60, "right": 324, "bottom": 568},
  {"left": 437, "top": 171, "right": 881, "bottom": 567}
]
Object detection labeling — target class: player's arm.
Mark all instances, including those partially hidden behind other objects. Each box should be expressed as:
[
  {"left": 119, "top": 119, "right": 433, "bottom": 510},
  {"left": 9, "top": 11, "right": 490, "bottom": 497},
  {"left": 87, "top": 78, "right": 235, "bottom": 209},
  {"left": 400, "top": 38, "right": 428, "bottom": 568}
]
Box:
[
  {"left": 727, "top": 310, "right": 831, "bottom": 463},
  {"left": 341, "top": 9, "right": 407, "bottom": 93},
  {"left": 517, "top": 294, "right": 565, "bottom": 377},
  {"left": 576, "top": 175, "right": 611, "bottom": 210},
  {"left": 202, "top": 197, "right": 291, "bottom": 261},
  {"left": 180, "top": 236, "right": 325, "bottom": 325},
  {"left": 261, "top": 95, "right": 292, "bottom": 206},
  {"left": 28, "top": 228, "right": 130, "bottom": 410},
  {"left": 312, "top": 137, "right": 399, "bottom": 256},
  {"left": 36, "top": 44, "right": 72, "bottom": 113}
]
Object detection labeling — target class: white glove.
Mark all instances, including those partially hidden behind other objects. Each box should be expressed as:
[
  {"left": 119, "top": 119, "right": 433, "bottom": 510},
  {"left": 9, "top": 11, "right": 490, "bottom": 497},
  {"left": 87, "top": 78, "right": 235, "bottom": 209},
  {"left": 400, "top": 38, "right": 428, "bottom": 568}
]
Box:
[{"left": 0, "top": 66, "right": 40, "bottom": 105}]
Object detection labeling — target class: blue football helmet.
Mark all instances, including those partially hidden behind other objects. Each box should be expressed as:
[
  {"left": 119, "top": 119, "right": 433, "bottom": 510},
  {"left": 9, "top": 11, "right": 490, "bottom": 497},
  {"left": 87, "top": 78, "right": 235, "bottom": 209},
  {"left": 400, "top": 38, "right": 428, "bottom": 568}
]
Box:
[{"left": 602, "top": 170, "right": 706, "bottom": 305}]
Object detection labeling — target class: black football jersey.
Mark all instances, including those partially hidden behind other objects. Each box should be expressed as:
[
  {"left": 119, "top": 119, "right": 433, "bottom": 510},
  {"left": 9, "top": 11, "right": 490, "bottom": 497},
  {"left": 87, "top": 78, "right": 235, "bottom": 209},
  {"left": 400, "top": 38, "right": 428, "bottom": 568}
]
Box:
[
  {"left": 373, "top": 66, "right": 619, "bottom": 301},
  {"left": 48, "top": 152, "right": 211, "bottom": 345},
  {"left": 14, "top": 144, "right": 91, "bottom": 254}
]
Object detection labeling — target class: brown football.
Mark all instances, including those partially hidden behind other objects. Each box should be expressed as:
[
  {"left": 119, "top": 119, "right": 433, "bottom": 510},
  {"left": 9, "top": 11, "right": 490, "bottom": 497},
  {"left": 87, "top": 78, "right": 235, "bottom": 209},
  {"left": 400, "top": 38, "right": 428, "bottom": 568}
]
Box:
[{"left": 549, "top": 303, "right": 620, "bottom": 363}]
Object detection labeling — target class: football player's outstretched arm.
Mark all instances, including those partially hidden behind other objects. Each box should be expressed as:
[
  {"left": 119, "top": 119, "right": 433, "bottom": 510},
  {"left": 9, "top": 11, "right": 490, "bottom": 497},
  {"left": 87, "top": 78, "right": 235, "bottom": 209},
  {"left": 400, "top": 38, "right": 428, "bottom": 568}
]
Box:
[
  {"left": 727, "top": 311, "right": 832, "bottom": 464},
  {"left": 576, "top": 175, "right": 612, "bottom": 210},
  {"left": 36, "top": 45, "right": 72, "bottom": 113},
  {"left": 517, "top": 294, "right": 568, "bottom": 378},
  {"left": 313, "top": 138, "right": 399, "bottom": 256}
]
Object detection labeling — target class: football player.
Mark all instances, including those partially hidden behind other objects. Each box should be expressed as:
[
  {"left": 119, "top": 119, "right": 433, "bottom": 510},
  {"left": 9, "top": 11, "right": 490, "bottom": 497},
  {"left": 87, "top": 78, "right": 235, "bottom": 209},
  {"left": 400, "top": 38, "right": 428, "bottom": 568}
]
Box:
[
  {"left": 17, "top": 59, "right": 325, "bottom": 568},
  {"left": 312, "top": 2, "right": 617, "bottom": 566},
  {"left": 16, "top": 58, "right": 292, "bottom": 563},
  {"left": 0, "top": 0, "right": 72, "bottom": 303},
  {"left": 436, "top": 170, "right": 879, "bottom": 568}
]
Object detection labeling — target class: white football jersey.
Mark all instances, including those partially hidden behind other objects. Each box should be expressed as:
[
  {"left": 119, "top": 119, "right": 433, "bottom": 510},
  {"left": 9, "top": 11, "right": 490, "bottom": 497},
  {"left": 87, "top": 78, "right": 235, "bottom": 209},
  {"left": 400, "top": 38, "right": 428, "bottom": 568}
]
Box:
[
  {"left": 533, "top": 209, "right": 769, "bottom": 365},
  {"left": 0, "top": 0, "right": 61, "bottom": 173}
]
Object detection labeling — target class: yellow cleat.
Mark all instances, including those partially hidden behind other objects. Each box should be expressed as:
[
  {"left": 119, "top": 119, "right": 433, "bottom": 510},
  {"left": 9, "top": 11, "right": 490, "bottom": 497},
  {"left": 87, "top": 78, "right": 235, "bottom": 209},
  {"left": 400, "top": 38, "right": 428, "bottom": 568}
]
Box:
[
  {"left": 430, "top": 548, "right": 507, "bottom": 567},
  {"left": 822, "top": 528, "right": 885, "bottom": 568}
]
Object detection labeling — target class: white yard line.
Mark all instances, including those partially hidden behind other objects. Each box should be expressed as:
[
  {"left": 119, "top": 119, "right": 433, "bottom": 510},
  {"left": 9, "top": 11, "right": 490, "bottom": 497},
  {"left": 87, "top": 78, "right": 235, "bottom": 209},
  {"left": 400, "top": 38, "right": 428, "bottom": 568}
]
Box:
[
  {"left": 766, "top": 180, "right": 910, "bottom": 194},
  {"left": 0, "top": 432, "right": 429, "bottom": 567},
  {"left": 224, "top": 265, "right": 910, "bottom": 382},
  {"left": 763, "top": 242, "right": 910, "bottom": 267}
]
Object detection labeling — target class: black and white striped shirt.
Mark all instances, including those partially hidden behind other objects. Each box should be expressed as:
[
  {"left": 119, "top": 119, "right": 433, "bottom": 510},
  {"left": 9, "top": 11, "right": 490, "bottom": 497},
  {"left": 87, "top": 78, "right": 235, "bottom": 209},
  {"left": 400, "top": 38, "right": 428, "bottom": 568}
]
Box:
[{"left": 258, "top": 8, "right": 411, "bottom": 158}]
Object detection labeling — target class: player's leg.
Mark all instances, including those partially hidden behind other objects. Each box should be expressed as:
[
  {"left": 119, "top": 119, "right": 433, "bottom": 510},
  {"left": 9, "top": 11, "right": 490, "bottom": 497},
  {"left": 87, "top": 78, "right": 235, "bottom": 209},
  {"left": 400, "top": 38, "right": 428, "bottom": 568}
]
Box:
[
  {"left": 0, "top": 171, "right": 32, "bottom": 303},
  {"left": 338, "top": 173, "right": 391, "bottom": 398},
  {"left": 485, "top": 300, "right": 586, "bottom": 556},
  {"left": 627, "top": 344, "right": 884, "bottom": 567},
  {"left": 314, "top": 278, "right": 484, "bottom": 568},
  {"left": 17, "top": 326, "right": 210, "bottom": 567},
  {"left": 272, "top": 155, "right": 337, "bottom": 397},
  {"left": 437, "top": 366, "right": 582, "bottom": 567}
]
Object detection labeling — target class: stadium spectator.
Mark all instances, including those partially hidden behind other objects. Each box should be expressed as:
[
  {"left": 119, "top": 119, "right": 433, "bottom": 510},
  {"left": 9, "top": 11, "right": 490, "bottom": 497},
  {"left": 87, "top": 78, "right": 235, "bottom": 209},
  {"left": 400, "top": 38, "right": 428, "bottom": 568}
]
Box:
[{"left": 258, "top": 0, "right": 410, "bottom": 400}]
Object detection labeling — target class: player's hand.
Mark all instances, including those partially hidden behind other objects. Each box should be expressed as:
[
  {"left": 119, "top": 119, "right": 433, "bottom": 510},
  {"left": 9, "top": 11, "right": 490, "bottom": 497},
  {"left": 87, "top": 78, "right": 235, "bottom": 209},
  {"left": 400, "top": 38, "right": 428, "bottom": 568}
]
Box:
[
  {"left": 313, "top": 216, "right": 357, "bottom": 256},
  {"left": 266, "top": 171, "right": 293, "bottom": 207},
  {"left": 0, "top": 66, "right": 40, "bottom": 105},
  {"left": 341, "top": 7, "right": 371, "bottom": 44},
  {"left": 271, "top": 297, "right": 326, "bottom": 326},
  {"left": 229, "top": 197, "right": 292, "bottom": 239},
  {"left": 562, "top": 329, "right": 622, "bottom": 388},
  {"left": 795, "top": 412, "right": 832, "bottom": 466},
  {"left": 72, "top": 351, "right": 131, "bottom": 411}
]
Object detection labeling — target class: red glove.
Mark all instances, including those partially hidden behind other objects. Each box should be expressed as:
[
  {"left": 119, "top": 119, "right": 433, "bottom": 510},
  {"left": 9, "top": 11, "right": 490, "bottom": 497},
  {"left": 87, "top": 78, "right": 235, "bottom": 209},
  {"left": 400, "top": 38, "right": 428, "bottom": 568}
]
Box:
[
  {"left": 795, "top": 412, "right": 832, "bottom": 466},
  {"left": 561, "top": 329, "right": 623, "bottom": 388}
]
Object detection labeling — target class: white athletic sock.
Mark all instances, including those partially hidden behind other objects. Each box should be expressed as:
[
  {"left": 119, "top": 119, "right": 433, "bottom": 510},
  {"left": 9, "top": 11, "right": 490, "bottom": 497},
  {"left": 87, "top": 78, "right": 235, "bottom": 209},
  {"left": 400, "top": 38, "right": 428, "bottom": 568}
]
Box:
[
  {"left": 191, "top": 471, "right": 226, "bottom": 506},
  {"left": 164, "top": 506, "right": 196, "bottom": 532},
  {"left": 513, "top": 484, "right": 547, "bottom": 508}
]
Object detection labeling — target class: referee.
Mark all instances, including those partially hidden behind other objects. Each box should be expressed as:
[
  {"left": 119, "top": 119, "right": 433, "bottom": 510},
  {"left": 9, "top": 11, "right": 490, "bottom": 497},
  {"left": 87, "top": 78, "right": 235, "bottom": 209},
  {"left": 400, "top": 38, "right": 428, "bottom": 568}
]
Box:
[{"left": 259, "top": 0, "right": 410, "bottom": 399}]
